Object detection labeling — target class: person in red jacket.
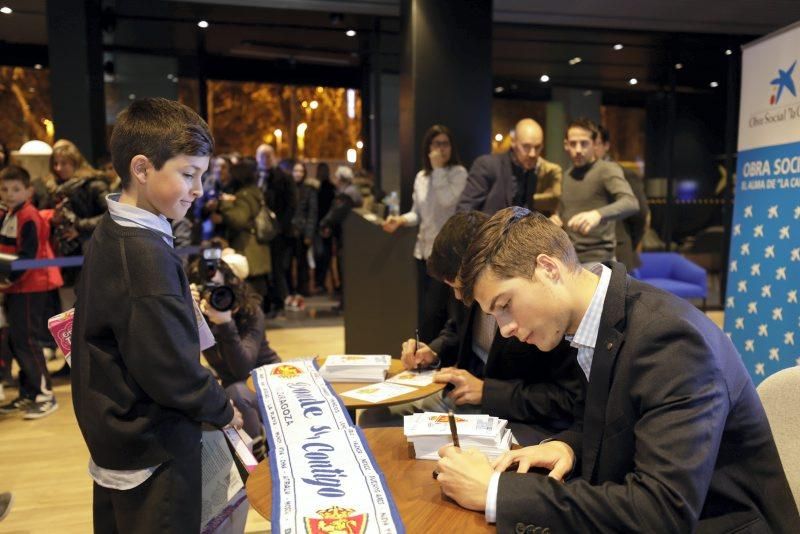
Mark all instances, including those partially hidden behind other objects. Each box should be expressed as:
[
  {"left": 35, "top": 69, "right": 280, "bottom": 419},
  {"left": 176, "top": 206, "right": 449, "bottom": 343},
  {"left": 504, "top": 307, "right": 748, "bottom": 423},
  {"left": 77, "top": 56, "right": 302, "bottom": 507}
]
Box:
[{"left": 0, "top": 165, "right": 63, "bottom": 419}]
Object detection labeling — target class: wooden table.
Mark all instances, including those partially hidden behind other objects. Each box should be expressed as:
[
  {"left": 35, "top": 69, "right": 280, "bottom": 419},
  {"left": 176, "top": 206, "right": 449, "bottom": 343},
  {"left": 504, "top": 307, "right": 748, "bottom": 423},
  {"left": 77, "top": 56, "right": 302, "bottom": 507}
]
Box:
[
  {"left": 245, "top": 427, "right": 494, "bottom": 533},
  {"left": 247, "top": 357, "right": 445, "bottom": 417}
]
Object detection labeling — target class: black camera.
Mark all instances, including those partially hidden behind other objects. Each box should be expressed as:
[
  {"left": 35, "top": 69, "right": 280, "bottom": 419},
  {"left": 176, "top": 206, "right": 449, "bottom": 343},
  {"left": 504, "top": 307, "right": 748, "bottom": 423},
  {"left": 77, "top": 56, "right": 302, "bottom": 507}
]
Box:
[{"left": 199, "top": 247, "right": 236, "bottom": 312}]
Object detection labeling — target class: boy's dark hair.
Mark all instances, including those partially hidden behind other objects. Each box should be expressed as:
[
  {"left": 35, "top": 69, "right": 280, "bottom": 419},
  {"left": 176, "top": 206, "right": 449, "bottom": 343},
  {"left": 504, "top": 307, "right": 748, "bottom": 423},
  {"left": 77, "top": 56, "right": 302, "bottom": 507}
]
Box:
[
  {"left": 458, "top": 207, "right": 581, "bottom": 305},
  {"left": 110, "top": 97, "right": 214, "bottom": 189},
  {"left": 421, "top": 124, "right": 461, "bottom": 175},
  {"left": 230, "top": 157, "right": 258, "bottom": 188},
  {"left": 427, "top": 211, "right": 489, "bottom": 282},
  {"left": 564, "top": 117, "right": 599, "bottom": 141},
  {"left": 0, "top": 164, "right": 31, "bottom": 187}
]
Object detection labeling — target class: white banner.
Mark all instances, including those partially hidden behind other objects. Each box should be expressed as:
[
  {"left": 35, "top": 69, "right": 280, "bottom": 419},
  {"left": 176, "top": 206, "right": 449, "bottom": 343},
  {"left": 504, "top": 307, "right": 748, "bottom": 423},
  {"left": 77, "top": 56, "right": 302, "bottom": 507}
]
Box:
[
  {"left": 724, "top": 21, "right": 800, "bottom": 383},
  {"left": 252, "top": 361, "right": 405, "bottom": 534}
]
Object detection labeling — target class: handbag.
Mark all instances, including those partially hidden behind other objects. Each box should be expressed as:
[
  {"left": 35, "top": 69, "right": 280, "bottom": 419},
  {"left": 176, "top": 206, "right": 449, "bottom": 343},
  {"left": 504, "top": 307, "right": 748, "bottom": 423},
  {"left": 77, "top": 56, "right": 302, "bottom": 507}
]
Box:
[{"left": 253, "top": 194, "right": 279, "bottom": 244}]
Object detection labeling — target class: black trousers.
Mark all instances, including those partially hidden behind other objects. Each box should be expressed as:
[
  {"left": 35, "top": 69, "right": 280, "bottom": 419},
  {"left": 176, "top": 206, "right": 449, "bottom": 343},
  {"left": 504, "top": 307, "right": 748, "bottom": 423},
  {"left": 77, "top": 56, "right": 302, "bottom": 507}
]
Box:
[
  {"left": 93, "top": 443, "right": 202, "bottom": 534},
  {"left": 6, "top": 291, "right": 52, "bottom": 399},
  {"left": 314, "top": 235, "right": 334, "bottom": 290},
  {"left": 288, "top": 236, "right": 310, "bottom": 296},
  {"left": 268, "top": 235, "right": 291, "bottom": 309},
  {"left": 416, "top": 259, "right": 451, "bottom": 343}
]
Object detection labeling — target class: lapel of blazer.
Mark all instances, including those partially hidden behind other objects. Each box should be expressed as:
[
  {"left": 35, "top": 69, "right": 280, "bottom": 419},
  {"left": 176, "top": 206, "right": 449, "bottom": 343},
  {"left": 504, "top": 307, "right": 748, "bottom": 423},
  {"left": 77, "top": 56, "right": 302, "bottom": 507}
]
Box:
[{"left": 580, "top": 262, "right": 629, "bottom": 482}]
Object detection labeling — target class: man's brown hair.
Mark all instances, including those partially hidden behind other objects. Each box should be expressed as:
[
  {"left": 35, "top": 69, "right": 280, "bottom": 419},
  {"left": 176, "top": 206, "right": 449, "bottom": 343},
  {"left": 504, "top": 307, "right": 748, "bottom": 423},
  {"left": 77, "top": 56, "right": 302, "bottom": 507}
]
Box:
[
  {"left": 458, "top": 206, "right": 581, "bottom": 305},
  {"left": 110, "top": 97, "right": 214, "bottom": 189},
  {"left": 564, "top": 117, "right": 599, "bottom": 141}
]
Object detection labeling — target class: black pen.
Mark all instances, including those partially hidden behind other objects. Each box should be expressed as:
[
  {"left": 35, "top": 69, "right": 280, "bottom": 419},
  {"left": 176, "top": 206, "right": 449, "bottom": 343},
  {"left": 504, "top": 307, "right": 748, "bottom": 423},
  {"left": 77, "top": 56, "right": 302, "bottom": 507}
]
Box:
[{"left": 447, "top": 410, "right": 460, "bottom": 448}]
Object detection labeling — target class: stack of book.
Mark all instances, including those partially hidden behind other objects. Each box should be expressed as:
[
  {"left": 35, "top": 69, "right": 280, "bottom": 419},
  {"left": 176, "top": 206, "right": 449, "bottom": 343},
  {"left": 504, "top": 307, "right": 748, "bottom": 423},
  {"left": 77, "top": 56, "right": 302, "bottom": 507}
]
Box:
[
  {"left": 403, "top": 412, "right": 513, "bottom": 461},
  {"left": 318, "top": 355, "right": 391, "bottom": 383}
]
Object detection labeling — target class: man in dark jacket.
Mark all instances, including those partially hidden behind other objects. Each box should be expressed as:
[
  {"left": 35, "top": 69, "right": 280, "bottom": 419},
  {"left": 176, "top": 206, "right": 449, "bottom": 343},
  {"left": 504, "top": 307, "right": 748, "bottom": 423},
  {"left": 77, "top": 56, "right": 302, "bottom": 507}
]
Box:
[
  {"left": 457, "top": 118, "right": 562, "bottom": 215},
  {"left": 436, "top": 207, "right": 800, "bottom": 533},
  {"left": 360, "top": 211, "right": 584, "bottom": 444},
  {"left": 256, "top": 144, "right": 296, "bottom": 314}
]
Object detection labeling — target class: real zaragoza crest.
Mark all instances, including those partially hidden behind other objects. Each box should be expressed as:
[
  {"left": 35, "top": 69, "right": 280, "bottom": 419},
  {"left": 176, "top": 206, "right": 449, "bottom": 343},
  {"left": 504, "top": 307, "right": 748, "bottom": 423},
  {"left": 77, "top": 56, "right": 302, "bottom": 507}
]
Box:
[
  {"left": 271, "top": 364, "right": 303, "bottom": 378},
  {"left": 304, "top": 506, "right": 367, "bottom": 534}
]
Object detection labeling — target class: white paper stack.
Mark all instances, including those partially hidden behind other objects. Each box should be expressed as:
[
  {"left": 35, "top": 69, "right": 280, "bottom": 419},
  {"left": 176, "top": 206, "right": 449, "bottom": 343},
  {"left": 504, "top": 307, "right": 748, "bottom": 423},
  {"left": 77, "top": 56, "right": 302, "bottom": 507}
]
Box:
[
  {"left": 318, "top": 354, "right": 391, "bottom": 382},
  {"left": 404, "top": 412, "right": 513, "bottom": 461}
]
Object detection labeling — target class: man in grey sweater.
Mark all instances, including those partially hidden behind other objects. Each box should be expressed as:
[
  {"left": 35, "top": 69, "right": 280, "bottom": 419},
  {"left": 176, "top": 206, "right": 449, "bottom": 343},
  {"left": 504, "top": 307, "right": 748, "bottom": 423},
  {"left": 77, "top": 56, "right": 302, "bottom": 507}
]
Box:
[{"left": 552, "top": 118, "right": 639, "bottom": 264}]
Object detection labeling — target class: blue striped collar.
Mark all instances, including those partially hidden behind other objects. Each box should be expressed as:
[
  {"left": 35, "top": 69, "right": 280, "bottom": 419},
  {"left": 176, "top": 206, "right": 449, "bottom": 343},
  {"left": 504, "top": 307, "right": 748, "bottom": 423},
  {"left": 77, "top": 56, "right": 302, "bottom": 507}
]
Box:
[{"left": 106, "top": 193, "right": 174, "bottom": 247}]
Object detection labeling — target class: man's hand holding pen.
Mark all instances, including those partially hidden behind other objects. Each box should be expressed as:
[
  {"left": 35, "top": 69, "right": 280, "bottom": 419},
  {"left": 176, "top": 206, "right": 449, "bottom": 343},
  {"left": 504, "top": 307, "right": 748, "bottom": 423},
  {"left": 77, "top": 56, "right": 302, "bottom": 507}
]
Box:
[
  {"left": 400, "top": 338, "right": 439, "bottom": 370},
  {"left": 435, "top": 412, "right": 492, "bottom": 512}
]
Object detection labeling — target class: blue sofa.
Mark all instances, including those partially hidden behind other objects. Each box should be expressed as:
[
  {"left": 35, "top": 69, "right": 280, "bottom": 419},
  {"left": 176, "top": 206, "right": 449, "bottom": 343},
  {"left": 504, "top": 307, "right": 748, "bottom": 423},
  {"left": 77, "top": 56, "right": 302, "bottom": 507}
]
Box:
[{"left": 631, "top": 252, "right": 708, "bottom": 308}]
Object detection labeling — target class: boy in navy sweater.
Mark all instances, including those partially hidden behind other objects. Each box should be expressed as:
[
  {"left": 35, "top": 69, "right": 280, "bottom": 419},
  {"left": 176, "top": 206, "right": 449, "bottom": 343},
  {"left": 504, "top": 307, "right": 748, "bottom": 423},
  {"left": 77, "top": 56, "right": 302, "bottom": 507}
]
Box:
[{"left": 71, "top": 98, "right": 242, "bottom": 533}]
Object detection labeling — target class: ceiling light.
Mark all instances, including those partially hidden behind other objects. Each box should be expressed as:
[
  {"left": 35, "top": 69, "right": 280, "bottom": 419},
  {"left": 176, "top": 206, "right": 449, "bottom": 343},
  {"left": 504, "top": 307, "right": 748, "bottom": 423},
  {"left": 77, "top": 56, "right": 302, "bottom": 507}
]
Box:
[
  {"left": 613, "top": 44, "right": 623, "bottom": 51},
  {"left": 128, "top": 93, "right": 136, "bottom": 100},
  {"left": 629, "top": 78, "right": 638, "bottom": 85},
  {"left": 34, "top": 64, "right": 43, "bottom": 70},
  {"left": 494, "top": 133, "right": 503, "bottom": 142},
  {"left": 356, "top": 140, "right": 364, "bottom": 149},
  {"left": 583, "top": 90, "right": 593, "bottom": 96},
  {"left": 710, "top": 81, "right": 719, "bottom": 88},
  {"left": 345, "top": 29, "right": 356, "bottom": 37},
  {"left": 540, "top": 74, "right": 550, "bottom": 83},
  {"left": 568, "top": 57, "right": 582, "bottom": 65},
  {"left": 198, "top": 20, "right": 209, "bottom": 29},
  {"left": 494, "top": 86, "right": 505, "bottom": 93},
  {"left": 725, "top": 49, "right": 733, "bottom": 56},
  {"left": 675, "top": 63, "right": 683, "bottom": 70},
  {"left": 309, "top": 100, "right": 319, "bottom": 109},
  {"left": 0, "top": 7, "right": 12, "bottom": 15}
]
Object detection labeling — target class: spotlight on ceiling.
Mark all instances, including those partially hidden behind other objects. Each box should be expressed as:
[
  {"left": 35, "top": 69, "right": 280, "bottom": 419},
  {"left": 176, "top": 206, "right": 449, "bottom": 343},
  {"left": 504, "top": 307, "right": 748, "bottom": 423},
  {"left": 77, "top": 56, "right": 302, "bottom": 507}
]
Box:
[
  {"left": 710, "top": 81, "right": 719, "bottom": 88},
  {"left": 613, "top": 43, "right": 623, "bottom": 51},
  {"left": 629, "top": 78, "right": 638, "bottom": 85},
  {"left": 675, "top": 63, "right": 683, "bottom": 70},
  {"left": 568, "top": 57, "right": 582, "bottom": 65},
  {"left": 540, "top": 74, "right": 550, "bottom": 83},
  {"left": 345, "top": 29, "right": 356, "bottom": 37},
  {"left": 197, "top": 20, "right": 209, "bottom": 29},
  {"left": 0, "top": 7, "right": 12, "bottom": 15}
]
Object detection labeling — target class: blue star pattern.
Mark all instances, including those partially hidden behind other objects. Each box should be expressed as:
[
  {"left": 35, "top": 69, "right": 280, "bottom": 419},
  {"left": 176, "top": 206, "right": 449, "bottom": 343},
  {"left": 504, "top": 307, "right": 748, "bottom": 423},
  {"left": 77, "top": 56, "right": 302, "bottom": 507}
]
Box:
[{"left": 725, "top": 142, "right": 800, "bottom": 384}]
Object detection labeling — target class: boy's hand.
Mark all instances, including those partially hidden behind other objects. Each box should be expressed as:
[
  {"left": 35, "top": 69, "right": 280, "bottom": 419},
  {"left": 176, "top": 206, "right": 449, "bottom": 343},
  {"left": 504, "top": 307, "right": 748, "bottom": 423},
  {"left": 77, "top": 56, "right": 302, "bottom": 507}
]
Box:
[
  {"left": 400, "top": 339, "right": 437, "bottom": 370},
  {"left": 226, "top": 402, "right": 243, "bottom": 430}
]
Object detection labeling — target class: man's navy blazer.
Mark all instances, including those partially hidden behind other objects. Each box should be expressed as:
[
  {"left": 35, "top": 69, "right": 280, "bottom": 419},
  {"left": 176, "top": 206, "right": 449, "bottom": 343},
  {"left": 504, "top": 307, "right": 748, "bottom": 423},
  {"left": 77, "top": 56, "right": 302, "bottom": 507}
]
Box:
[{"left": 496, "top": 263, "right": 800, "bottom": 533}]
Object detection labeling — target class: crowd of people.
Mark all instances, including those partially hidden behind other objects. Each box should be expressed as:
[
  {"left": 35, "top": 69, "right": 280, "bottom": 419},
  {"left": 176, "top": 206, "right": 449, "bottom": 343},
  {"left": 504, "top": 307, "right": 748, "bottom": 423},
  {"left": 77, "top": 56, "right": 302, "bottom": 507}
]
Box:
[
  {"left": 0, "top": 121, "right": 374, "bottom": 424},
  {"left": 3, "top": 98, "right": 794, "bottom": 533}
]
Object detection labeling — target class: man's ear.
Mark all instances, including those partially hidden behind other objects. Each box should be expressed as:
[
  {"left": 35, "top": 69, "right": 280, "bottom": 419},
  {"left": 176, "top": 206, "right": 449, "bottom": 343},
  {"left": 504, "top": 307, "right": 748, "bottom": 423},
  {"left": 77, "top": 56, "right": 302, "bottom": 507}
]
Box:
[
  {"left": 130, "top": 155, "right": 150, "bottom": 185},
  {"left": 535, "top": 254, "right": 561, "bottom": 281}
]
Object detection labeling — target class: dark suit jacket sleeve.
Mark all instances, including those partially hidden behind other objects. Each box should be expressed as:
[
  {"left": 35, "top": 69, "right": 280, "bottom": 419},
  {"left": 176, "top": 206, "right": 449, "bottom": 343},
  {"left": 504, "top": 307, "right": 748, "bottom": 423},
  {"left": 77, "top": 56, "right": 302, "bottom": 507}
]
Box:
[
  {"left": 457, "top": 155, "right": 495, "bottom": 212},
  {"left": 496, "top": 319, "right": 730, "bottom": 533},
  {"left": 426, "top": 317, "right": 460, "bottom": 366},
  {"left": 482, "top": 346, "right": 584, "bottom": 426}
]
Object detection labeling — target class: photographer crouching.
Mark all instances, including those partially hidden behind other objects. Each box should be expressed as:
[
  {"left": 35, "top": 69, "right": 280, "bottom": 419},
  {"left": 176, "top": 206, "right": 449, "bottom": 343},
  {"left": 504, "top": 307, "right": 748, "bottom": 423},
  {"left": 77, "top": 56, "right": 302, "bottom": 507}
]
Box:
[{"left": 188, "top": 245, "right": 281, "bottom": 458}]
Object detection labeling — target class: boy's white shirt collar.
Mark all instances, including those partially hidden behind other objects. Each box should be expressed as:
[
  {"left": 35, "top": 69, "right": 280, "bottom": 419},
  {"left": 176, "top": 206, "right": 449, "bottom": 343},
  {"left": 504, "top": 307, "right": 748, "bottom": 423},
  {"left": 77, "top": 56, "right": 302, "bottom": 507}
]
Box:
[{"left": 106, "top": 193, "right": 174, "bottom": 246}]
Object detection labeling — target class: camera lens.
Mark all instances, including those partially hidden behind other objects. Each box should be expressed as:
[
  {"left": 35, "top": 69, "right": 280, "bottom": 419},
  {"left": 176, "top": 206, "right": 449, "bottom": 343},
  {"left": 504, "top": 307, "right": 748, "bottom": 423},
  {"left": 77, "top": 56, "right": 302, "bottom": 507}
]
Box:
[{"left": 208, "top": 285, "right": 236, "bottom": 312}]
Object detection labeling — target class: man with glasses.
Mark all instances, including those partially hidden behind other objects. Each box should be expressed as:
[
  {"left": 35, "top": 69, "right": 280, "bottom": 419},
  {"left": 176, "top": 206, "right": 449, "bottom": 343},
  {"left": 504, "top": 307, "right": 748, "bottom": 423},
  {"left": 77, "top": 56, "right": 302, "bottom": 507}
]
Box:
[{"left": 457, "top": 118, "right": 562, "bottom": 215}]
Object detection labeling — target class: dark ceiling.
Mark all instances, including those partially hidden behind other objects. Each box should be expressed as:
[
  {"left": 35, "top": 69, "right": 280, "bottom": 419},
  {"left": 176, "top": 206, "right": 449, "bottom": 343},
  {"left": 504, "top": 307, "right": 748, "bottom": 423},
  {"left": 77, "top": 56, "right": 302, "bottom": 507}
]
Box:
[{"left": 3, "top": 0, "right": 800, "bottom": 99}]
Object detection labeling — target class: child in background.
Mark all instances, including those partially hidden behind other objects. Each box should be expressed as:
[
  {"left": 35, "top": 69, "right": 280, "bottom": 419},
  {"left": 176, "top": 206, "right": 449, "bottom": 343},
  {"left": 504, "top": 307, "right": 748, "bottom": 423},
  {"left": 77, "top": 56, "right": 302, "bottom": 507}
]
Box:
[{"left": 0, "top": 165, "right": 63, "bottom": 418}]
